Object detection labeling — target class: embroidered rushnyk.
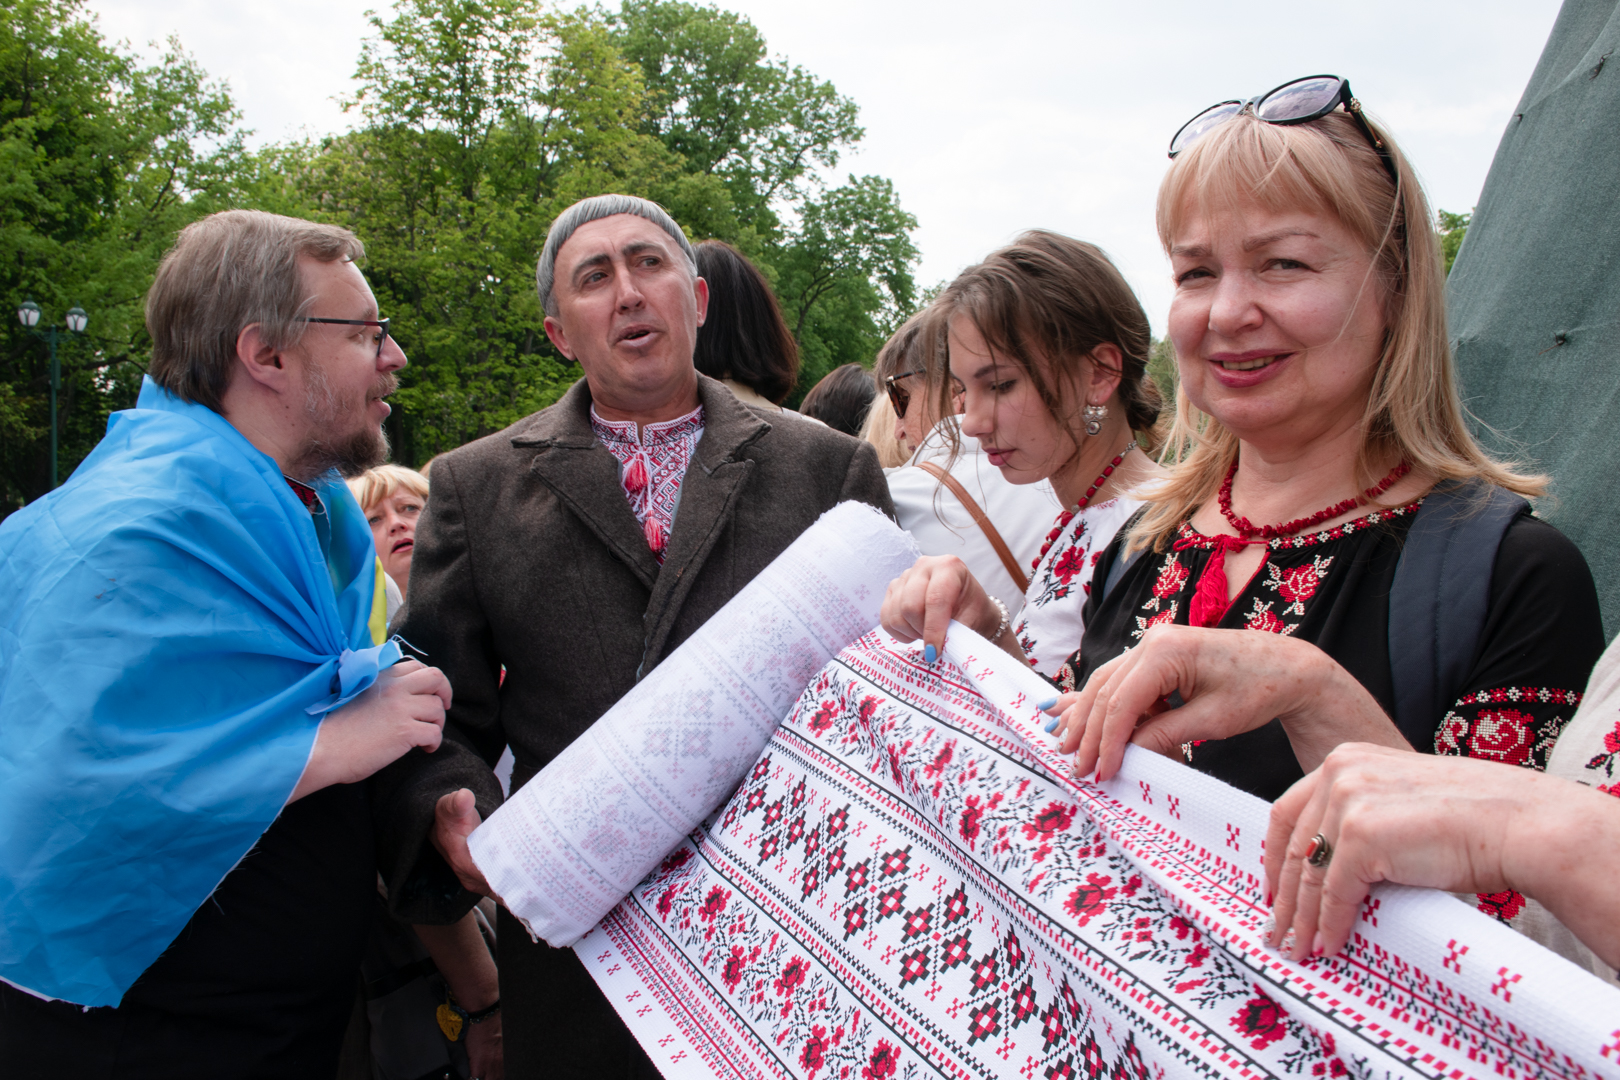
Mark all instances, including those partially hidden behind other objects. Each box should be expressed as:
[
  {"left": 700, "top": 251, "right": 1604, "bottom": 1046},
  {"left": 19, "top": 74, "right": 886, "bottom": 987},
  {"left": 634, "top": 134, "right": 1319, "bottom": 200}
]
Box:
[{"left": 577, "top": 623, "right": 1620, "bottom": 1080}]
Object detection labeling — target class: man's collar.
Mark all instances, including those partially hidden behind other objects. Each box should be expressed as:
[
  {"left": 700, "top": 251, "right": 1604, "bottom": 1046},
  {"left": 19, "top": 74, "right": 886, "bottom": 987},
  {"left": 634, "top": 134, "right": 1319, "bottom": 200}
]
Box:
[{"left": 511, "top": 374, "right": 769, "bottom": 466}]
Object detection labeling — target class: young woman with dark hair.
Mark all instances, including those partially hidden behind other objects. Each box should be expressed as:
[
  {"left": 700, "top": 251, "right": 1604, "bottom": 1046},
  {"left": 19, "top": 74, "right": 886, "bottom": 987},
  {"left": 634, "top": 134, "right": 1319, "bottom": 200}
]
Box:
[{"left": 881, "top": 230, "right": 1166, "bottom": 677}]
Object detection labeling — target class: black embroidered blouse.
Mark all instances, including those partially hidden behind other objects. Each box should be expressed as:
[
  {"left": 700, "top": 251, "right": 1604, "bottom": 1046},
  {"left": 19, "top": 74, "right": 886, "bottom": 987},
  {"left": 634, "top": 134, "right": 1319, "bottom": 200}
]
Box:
[{"left": 1063, "top": 500, "right": 1604, "bottom": 802}]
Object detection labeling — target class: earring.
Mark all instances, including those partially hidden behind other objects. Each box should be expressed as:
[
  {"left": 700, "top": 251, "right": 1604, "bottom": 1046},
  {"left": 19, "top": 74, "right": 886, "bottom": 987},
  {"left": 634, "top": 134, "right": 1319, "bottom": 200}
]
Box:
[{"left": 1083, "top": 404, "right": 1107, "bottom": 437}]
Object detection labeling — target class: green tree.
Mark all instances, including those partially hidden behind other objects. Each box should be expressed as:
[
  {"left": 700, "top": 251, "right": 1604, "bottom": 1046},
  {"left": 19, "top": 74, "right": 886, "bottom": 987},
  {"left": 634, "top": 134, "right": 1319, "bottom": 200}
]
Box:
[
  {"left": 775, "top": 175, "right": 917, "bottom": 398},
  {"left": 1438, "top": 209, "right": 1471, "bottom": 275},
  {"left": 0, "top": 0, "right": 246, "bottom": 512},
  {"left": 609, "top": 0, "right": 915, "bottom": 397},
  {"left": 286, "top": 0, "right": 740, "bottom": 462},
  {"left": 609, "top": 0, "right": 861, "bottom": 237},
  {"left": 1146, "top": 336, "right": 1178, "bottom": 409}
]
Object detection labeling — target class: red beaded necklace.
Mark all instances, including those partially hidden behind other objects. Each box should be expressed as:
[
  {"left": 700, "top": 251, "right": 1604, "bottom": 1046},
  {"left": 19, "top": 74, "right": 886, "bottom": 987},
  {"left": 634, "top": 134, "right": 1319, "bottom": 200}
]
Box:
[
  {"left": 1031, "top": 440, "right": 1136, "bottom": 573},
  {"left": 1176, "top": 457, "right": 1412, "bottom": 629},
  {"left": 1218, "top": 458, "right": 1412, "bottom": 539}
]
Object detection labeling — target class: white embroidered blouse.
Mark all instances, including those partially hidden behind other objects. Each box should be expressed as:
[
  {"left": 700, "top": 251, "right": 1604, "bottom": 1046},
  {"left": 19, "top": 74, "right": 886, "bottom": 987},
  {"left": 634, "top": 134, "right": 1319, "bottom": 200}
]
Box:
[{"left": 1012, "top": 496, "right": 1143, "bottom": 678}]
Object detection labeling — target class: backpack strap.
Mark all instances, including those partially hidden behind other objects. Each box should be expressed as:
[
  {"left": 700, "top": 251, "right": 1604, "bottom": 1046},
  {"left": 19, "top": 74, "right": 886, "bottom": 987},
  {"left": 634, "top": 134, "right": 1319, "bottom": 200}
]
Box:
[
  {"left": 1388, "top": 478, "right": 1530, "bottom": 746},
  {"left": 917, "top": 460, "right": 1031, "bottom": 594}
]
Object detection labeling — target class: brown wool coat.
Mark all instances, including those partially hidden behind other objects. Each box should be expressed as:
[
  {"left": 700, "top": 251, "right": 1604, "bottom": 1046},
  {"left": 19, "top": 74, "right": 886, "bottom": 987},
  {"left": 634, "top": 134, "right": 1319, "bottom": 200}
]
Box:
[{"left": 372, "top": 374, "right": 893, "bottom": 1078}]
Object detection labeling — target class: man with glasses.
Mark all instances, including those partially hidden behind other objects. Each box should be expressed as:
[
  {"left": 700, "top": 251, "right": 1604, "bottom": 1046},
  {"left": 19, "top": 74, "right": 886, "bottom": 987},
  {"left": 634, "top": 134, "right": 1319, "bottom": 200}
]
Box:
[
  {"left": 0, "top": 210, "right": 457, "bottom": 1076},
  {"left": 377, "top": 193, "right": 893, "bottom": 1079}
]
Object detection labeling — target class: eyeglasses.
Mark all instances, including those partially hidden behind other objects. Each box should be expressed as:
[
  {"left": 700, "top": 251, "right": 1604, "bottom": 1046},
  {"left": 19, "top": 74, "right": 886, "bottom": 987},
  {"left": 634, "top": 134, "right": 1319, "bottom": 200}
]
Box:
[
  {"left": 304, "top": 317, "right": 392, "bottom": 359},
  {"left": 1168, "top": 75, "right": 1398, "bottom": 186}
]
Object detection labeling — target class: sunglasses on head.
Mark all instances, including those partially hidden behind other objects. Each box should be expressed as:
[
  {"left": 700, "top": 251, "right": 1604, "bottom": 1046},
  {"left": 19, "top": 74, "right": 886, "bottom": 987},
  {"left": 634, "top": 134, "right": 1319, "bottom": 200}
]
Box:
[{"left": 1168, "top": 75, "right": 1398, "bottom": 186}]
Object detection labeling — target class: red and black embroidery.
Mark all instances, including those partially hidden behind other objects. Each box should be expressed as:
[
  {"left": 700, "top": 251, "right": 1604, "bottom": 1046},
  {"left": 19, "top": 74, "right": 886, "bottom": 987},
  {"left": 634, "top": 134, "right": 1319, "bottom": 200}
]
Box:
[{"left": 1435, "top": 686, "right": 1582, "bottom": 770}]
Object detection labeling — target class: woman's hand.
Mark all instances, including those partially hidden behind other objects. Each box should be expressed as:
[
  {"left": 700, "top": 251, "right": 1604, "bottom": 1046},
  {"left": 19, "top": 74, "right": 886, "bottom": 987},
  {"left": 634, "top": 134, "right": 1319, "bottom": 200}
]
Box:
[
  {"left": 1050, "top": 625, "right": 1405, "bottom": 782},
  {"left": 881, "top": 555, "right": 1014, "bottom": 661},
  {"left": 1265, "top": 743, "right": 1620, "bottom": 968}
]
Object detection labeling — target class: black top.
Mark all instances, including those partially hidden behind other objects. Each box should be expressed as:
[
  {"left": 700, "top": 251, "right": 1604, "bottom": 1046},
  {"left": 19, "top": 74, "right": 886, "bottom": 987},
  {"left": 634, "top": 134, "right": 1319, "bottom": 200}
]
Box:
[
  {"left": 1063, "top": 500, "right": 1604, "bottom": 802},
  {"left": 0, "top": 782, "right": 375, "bottom": 1080}
]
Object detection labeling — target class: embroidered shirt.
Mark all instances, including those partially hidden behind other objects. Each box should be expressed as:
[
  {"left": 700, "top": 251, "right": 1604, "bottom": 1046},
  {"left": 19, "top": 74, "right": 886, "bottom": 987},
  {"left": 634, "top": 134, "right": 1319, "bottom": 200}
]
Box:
[
  {"left": 1013, "top": 495, "right": 1141, "bottom": 677},
  {"left": 1070, "top": 501, "right": 1603, "bottom": 803},
  {"left": 591, "top": 404, "right": 706, "bottom": 562}
]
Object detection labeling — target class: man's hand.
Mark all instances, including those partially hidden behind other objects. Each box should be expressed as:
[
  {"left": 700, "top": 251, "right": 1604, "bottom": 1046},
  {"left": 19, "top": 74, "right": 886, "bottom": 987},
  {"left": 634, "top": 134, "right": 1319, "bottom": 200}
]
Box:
[
  {"left": 290, "top": 660, "right": 452, "bottom": 801},
  {"left": 434, "top": 789, "right": 494, "bottom": 898}
]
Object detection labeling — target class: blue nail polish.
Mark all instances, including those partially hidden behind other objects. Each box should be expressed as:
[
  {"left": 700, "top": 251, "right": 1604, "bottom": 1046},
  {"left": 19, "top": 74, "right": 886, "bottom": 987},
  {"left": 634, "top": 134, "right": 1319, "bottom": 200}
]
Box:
[
  {"left": 1036, "top": 696, "right": 1058, "bottom": 711},
  {"left": 1043, "top": 717, "right": 1060, "bottom": 733},
  {"left": 923, "top": 644, "right": 936, "bottom": 664}
]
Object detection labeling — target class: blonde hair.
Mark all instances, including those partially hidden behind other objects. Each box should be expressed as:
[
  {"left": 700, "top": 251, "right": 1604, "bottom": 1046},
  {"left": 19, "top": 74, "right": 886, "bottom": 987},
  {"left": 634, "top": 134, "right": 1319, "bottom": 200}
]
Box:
[
  {"left": 1133, "top": 111, "right": 1542, "bottom": 551},
  {"left": 347, "top": 463, "right": 429, "bottom": 513},
  {"left": 860, "top": 391, "right": 910, "bottom": 469}
]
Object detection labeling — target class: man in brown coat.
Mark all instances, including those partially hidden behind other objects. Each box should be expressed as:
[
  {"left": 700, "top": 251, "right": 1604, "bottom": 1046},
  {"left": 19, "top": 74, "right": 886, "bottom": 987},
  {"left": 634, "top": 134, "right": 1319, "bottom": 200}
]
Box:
[{"left": 374, "top": 194, "right": 893, "bottom": 1078}]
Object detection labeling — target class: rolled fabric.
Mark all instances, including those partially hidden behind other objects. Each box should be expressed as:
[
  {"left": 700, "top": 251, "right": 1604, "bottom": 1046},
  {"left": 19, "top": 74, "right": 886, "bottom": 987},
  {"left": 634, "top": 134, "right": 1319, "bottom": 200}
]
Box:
[{"left": 469, "top": 501, "right": 920, "bottom": 946}]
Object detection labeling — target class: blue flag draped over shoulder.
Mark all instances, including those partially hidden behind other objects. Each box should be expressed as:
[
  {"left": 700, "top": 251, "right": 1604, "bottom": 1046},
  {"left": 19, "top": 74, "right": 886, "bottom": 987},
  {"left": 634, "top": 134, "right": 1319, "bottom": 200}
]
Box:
[{"left": 0, "top": 377, "right": 398, "bottom": 1007}]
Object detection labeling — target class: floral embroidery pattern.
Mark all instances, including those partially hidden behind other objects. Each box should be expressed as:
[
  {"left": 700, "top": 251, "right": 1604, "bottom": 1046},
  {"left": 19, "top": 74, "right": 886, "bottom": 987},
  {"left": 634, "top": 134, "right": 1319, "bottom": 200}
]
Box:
[
  {"left": 591, "top": 404, "right": 705, "bottom": 560},
  {"left": 1117, "top": 504, "right": 1411, "bottom": 642},
  {"left": 1241, "top": 598, "right": 1293, "bottom": 636},
  {"left": 594, "top": 635, "right": 1577, "bottom": 1080},
  {"left": 1435, "top": 685, "right": 1581, "bottom": 770},
  {"left": 1264, "top": 554, "right": 1333, "bottom": 617},
  {"left": 1583, "top": 722, "right": 1620, "bottom": 782},
  {"left": 1015, "top": 498, "right": 1135, "bottom": 673}
]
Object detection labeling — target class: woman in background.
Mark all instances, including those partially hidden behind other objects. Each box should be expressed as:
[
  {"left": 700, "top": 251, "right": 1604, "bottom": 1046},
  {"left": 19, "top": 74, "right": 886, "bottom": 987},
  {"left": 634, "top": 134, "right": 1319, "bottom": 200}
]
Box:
[
  {"left": 800, "top": 362, "right": 877, "bottom": 436},
  {"left": 692, "top": 240, "right": 800, "bottom": 412},
  {"left": 348, "top": 463, "right": 428, "bottom": 612},
  {"left": 860, "top": 392, "right": 910, "bottom": 468}
]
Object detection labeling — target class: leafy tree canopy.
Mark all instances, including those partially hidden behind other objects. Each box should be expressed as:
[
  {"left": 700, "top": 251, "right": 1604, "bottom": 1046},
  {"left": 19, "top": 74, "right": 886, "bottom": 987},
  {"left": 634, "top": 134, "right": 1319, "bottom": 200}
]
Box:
[
  {"left": 0, "top": 0, "right": 245, "bottom": 511},
  {"left": 0, "top": 0, "right": 919, "bottom": 508}
]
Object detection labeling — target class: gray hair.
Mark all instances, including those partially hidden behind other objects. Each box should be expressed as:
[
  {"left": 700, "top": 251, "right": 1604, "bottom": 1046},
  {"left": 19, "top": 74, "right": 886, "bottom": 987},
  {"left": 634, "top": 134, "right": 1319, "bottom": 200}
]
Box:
[
  {"left": 536, "top": 194, "right": 697, "bottom": 317},
  {"left": 146, "top": 210, "right": 364, "bottom": 413}
]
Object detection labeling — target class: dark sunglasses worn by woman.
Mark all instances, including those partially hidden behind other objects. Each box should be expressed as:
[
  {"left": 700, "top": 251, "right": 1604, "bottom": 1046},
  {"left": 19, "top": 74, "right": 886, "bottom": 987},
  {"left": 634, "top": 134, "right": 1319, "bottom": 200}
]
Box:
[{"left": 1168, "top": 75, "right": 1399, "bottom": 186}]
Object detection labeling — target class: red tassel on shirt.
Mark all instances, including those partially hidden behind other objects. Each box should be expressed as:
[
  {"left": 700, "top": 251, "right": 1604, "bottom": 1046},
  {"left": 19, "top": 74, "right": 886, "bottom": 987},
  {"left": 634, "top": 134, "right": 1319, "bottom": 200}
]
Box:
[
  {"left": 623, "top": 455, "right": 648, "bottom": 494},
  {"left": 1174, "top": 533, "right": 1260, "bottom": 629},
  {"left": 644, "top": 514, "right": 666, "bottom": 556}
]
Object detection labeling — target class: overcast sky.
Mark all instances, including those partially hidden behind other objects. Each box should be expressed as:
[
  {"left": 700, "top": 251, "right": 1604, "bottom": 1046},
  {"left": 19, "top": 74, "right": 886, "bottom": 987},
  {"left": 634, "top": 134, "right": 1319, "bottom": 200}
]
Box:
[{"left": 88, "top": 0, "right": 1565, "bottom": 335}]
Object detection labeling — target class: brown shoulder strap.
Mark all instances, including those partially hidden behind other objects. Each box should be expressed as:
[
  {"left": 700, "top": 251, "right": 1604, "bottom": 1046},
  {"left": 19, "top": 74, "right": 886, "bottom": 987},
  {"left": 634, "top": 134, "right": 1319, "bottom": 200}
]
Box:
[{"left": 916, "top": 460, "right": 1031, "bottom": 595}]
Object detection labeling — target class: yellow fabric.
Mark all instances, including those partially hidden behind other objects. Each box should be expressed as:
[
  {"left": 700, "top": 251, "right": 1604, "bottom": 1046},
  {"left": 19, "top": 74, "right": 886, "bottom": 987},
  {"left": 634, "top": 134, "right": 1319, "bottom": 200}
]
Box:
[{"left": 368, "top": 558, "right": 389, "bottom": 646}]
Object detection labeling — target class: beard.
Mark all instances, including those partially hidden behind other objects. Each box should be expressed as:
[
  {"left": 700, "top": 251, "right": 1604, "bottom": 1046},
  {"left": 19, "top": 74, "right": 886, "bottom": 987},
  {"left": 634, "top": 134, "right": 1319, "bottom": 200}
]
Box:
[{"left": 289, "top": 359, "right": 397, "bottom": 480}]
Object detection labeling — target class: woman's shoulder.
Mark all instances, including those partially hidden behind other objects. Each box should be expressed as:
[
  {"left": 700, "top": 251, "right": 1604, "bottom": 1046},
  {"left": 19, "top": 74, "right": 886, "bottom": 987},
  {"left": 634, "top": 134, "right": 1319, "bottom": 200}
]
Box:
[{"left": 1497, "top": 511, "right": 1594, "bottom": 574}]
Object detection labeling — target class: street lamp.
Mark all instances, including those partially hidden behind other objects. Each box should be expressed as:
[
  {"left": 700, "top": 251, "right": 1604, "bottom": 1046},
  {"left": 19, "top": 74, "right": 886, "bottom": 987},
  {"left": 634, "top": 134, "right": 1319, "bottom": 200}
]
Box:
[{"left": 17, "top": 299, "right": 89, "bottom": 489}]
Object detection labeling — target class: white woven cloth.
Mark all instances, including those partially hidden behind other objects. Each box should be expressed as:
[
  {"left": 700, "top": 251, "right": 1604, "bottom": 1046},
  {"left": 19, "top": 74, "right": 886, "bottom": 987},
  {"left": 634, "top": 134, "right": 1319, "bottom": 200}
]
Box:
[
  {"left": 468, "top": 501, "right": 920, "bottom": 946},
  {"left": 577, "top": 622, "right": 1620, "bottom": 1080}
]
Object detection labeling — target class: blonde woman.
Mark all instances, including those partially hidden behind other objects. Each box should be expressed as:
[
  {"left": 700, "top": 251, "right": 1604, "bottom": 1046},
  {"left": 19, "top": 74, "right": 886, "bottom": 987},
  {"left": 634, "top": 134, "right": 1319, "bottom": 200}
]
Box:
[
  {"left": 1054, "top": 76, "right": 1602, "bottom": 804},
  {"left": 859, "top": 390, "right": 910, "bottom": 469},
  {"left": 348, "top": 463, "right": 428, "bottom": 608}
]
